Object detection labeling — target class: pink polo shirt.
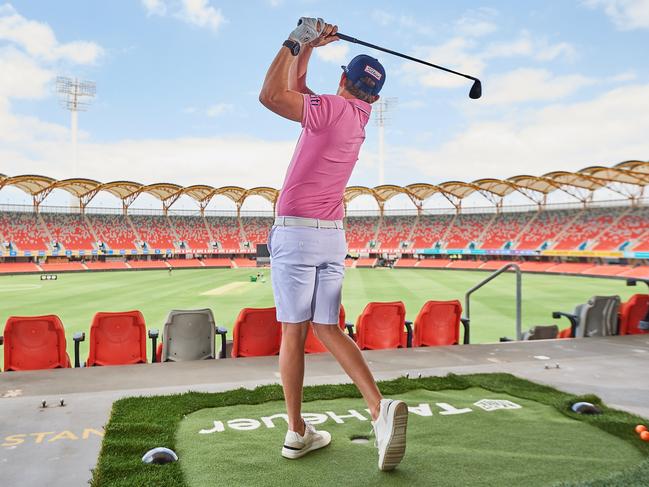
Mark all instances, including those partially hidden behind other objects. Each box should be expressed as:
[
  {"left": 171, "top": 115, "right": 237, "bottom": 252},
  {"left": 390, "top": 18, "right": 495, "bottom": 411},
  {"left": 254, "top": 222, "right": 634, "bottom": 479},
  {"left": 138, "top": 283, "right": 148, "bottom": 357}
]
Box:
[{"left": 276, "top": 93, "right": 371, "bottom": 221}]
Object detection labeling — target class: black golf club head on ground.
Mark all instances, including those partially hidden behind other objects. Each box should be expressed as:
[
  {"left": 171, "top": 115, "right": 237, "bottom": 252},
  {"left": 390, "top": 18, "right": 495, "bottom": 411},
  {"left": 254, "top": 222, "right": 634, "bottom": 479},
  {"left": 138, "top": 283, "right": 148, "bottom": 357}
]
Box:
[
  {"left": 337, "top": 32, "right": 482, "bottom": 100},
  {"left": 469, "top": 79, "right": 482, "bottom": 99}
]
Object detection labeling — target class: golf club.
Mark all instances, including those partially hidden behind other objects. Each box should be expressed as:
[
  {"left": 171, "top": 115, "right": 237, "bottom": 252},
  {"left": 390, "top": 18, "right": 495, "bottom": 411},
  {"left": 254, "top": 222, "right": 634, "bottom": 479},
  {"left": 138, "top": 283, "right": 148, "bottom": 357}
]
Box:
[{"left": 336, "top": 33, "right": 482, "bottom": 99}]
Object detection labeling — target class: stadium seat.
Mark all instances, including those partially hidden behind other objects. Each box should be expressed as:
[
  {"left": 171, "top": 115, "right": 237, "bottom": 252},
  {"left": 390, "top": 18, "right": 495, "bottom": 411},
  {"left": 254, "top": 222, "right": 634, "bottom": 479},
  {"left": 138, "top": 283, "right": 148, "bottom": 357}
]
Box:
[
  {"left": 231, "top": 307, "right": 282, "bottom": 358},
  {"left": 619, "top": 294, "right": 649, "bottom": 335},
  {"left": 411, "top": 300, "right": 463, "bottom": 347},
  {"left": 553, "top": 296, "right": 620, "bottom": 338},
  {"left": 352, "top": 301, "right": 411, "bottom": 350},
  {"left": 84, "top": 311, "right": 152, "bottom": 366},
  {"left": 1, "top": 315, "right": 71, "bottom": 371},
  {"left": 522, "top": 325, "right": 560, "bottom": 340},
  {"left": 156, "top": 309, "right": 228, "bottom": 362},
  {"left": 304, "top": 306, "right": 348, "bottom": 354}
]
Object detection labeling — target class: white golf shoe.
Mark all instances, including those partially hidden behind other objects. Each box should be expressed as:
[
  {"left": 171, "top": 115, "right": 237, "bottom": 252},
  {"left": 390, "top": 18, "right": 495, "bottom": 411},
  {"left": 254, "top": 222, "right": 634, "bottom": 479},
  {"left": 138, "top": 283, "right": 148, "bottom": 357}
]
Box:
[
  {"left": 281, "top": 422, "right": 331, "bottom": 459},
  {"left": 372, "top": 398, "right": 408, "bottom": 471}
]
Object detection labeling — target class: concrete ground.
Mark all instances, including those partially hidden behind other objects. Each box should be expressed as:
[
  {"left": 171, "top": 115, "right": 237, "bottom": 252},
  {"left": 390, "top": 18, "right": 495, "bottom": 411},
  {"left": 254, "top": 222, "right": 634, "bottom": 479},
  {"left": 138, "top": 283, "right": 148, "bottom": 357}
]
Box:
[{"left": 1, "top": 335, "right": 648, "bottom": 486}]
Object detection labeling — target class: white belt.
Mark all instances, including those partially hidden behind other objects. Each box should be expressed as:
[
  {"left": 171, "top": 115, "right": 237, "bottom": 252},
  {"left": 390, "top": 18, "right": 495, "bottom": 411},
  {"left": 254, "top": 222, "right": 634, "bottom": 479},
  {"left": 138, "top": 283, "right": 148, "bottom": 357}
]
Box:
[{"left": 274, "top": 216, "right": 344, "bottom": 230}]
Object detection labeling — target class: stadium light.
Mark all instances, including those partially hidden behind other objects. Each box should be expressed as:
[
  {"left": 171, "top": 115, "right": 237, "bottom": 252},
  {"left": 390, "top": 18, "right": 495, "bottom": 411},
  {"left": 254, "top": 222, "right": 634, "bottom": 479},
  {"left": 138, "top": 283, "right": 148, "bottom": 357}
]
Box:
[
  {"left": 373, "top": 98, "right": 397, "bottom": 186},
  {"left": 56, "top": 77, "right": 96, "bottom": 196}
]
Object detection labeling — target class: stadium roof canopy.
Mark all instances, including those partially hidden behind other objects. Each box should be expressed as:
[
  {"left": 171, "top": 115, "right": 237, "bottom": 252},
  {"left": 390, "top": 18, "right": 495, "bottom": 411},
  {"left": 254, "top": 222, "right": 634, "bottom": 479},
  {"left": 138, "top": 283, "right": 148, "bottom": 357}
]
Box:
[{"left": 1, "top": 160, "right": 647, "bottom": 212}]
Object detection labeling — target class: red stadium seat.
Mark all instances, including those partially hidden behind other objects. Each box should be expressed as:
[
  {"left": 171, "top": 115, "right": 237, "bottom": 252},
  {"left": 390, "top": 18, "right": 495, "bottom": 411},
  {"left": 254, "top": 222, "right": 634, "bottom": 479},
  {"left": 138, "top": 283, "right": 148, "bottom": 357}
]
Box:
[
  {"left": 557, "top": 327, "right": 572, "bottom": 339},
  {"left": 86, "top": 311, "right": 148, "bottom": 366},
  {"left": 619, "top": 294, "right": 649, "bottom": 335},
  {"left": 2, "top": 315, "right": 71, "bottom": 371},
  {"left": 304, "top": 306, "right": 347, "bottom": 354},
  {"left": 412, "top": 300, "right": 462, "bottom": 347},
  {"left": 231, "top": 307, "right": 282, "bottom": 358},
  {"left": 355, "top": 301, "right": 408, "bottom": 350}
]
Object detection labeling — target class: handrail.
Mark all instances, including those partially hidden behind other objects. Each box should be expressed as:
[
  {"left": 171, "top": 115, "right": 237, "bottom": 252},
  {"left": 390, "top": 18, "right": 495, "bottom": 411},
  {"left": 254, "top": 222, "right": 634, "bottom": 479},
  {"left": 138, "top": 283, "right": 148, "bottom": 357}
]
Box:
[{"left": 463, "top": 263, "right": 522, "bottom": 343}]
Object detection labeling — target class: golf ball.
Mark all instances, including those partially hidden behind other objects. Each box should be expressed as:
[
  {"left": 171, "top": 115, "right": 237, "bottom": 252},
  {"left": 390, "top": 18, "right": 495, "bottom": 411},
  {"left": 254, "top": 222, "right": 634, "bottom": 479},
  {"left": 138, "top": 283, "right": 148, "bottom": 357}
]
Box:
[
  {"left": 641, "top": 431, "right": 649, "bottom": 442},
  {"left": 635, "top": 425, "right": 648, "bottom": 434}
]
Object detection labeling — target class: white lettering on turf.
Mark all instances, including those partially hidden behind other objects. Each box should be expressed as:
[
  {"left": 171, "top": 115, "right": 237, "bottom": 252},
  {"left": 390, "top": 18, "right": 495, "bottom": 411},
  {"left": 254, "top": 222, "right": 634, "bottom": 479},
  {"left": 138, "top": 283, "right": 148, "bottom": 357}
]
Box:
[{"left": 436, "top": 403, "right": 473, "bottom": 415}]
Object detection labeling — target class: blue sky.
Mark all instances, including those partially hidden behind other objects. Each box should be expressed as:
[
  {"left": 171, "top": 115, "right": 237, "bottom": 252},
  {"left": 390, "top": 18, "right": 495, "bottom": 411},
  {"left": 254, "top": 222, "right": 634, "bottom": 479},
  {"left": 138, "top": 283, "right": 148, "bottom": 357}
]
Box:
[{"left": 1, "top": 1, "right": 649, "bottom": 210}]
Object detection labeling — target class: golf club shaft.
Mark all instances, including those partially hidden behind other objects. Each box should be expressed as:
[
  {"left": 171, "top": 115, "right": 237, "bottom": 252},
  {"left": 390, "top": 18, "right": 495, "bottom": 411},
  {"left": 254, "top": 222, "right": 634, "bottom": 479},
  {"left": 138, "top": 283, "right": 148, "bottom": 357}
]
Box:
[{"left": 336, "top": 33, "right": 478, "bottom": 82}]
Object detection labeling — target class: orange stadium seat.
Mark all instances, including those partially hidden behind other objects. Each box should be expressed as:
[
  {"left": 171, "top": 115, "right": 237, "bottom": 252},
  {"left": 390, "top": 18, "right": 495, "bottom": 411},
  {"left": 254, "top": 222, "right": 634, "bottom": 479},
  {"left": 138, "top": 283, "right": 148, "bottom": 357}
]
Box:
[
  {"left": 304, "top": 306, "right": 347, "bottom": 354},
  {"left": 85, "top": 311, "right": 148, "bottom": 366},
  {"left": 353, "top": 301, "right": 410, "bottom": 350},
  {"left": 231, "top": 307, "right": 282, "bottom": 358},
  {"left": 1, "top": 315, "right": 71, "bottom": 371},
  {"left": 412, "top": 300, "right": 463, "bottom": 347},
  {"left": 619, "top": 294, "right": 649, "bottom": 335}
]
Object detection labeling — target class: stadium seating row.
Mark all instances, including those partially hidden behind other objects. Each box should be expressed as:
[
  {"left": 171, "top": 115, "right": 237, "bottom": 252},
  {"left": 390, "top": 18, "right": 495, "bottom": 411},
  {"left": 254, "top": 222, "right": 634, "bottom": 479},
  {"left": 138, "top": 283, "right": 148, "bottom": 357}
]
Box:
[
  {"left": 3, "top": 205, "right": 646, "bottom": 253},
  {"left": 3, "top": 290, "right": 646, "bottom": 372}
]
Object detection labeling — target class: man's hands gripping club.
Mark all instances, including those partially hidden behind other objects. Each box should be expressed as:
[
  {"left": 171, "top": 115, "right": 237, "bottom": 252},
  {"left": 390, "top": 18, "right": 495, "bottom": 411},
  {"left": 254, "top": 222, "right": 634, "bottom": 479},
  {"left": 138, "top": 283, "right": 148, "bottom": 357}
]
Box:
[{"left": 260, "top": 18, "right": 339, "bottom": 122}]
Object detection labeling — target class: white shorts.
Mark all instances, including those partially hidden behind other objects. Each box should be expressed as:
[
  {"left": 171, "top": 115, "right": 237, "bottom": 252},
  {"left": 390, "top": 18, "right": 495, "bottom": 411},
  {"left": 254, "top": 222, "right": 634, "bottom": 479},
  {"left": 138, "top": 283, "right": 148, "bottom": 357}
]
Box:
[{"left": 268, "top": 225, "right": 347, "bottom": 325}]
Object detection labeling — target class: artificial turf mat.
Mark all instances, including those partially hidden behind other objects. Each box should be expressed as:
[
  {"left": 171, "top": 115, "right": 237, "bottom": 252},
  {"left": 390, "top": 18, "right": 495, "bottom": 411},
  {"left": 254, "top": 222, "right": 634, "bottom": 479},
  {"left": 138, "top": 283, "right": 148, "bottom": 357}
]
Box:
[
  {"left": 91, "top": 374, "right": 649, "bottom": 487},
  {"left": 176, "top": 388, "right": 642, "bottom": 487}
]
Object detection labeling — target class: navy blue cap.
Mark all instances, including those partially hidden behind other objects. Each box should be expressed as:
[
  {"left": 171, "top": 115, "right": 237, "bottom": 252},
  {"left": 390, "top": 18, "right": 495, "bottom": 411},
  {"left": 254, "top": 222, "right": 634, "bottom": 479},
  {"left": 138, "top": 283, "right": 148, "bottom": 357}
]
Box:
[{"left": 341, "top": 54, "right": 386, "bottom": 96}]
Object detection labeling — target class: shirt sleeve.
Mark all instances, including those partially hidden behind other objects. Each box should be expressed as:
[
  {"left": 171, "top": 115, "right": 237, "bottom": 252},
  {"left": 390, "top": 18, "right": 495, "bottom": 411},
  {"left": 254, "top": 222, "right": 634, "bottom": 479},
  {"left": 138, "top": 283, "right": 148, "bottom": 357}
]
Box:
[{"left": 301, "top": 94, "right": 345, "bottom": 131}]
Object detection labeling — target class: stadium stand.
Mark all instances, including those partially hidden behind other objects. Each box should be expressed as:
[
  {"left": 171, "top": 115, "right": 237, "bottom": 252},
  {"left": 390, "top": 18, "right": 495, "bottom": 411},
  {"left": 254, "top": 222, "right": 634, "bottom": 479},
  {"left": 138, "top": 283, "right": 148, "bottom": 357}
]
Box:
[
  {"left": 553, "top": 207, "right": 619, "bottom": 251},
  {"left": 376, "top": 215, "right": 416, "bottom": 251},
  {"left": 590, "top": 206, "right": 649, "bottom": 251},
  {"left": 0, "top": 262, "right": 40, "bottom": 273},
  {"left": 345, "top": 216, "right": 379, "bottom": 250},
  {"left": 166, "top": 258, "right": 203, "bottom": 268},
  {"left": 2, "top": 315, "right": 71, "bottom": 371},
  {"left": 481, "top": 212, "right": 534, "bottom": 250},
  {"left": 517, "top": 209, "right": 579, "bottom": 250},
  {"left": 410, "top": 214, "right": 453, "bottom": 249},
  {"left": 169, "top": 216, "right": 211, "bottom": 251},
  {"left": 201, "top": 258, "right": 233, "bottom": 268},
  {"left": 241, "top": 217, "right": 273, "bottom": 247},
  {"left": 445, "top": 213, "right": 494, "bottom": 249},
  {"left": 42, "top": 213, "right": 95, "bottom": 250},
  {"left": 40, "top": 262, "right": 86, "bottom": 272},
  {"left": 447, "top": 260, "right": 483, "bottom": 269},
  {"left": 128, "top": 260, "right": 169, "bottom": 269},
  {"left": 129, "top": 215, "right": 176, "bottom": 250},
  {"left": 233, "top": 257, "right": 257, "bottom": 268},
  {"left": 205, "top": 216, "right": 241, "bottom": 251},
  {"left": 394, "top": 257, "right": 418, "bottom": 268},
  {"left": 0, "top": 211, "right": 49, "bottom": 251},
  {"left": 418, "top": 259, "right": 451, "bottom": 268},
  {"left": 356, "top": 257, "right": 377, "bottom": 268},
  {"left": 84, "top": 261, "right": 129, "bottom": 271},
  {"left": 86, "top": 214, "right": 137, "bottom": 250}
]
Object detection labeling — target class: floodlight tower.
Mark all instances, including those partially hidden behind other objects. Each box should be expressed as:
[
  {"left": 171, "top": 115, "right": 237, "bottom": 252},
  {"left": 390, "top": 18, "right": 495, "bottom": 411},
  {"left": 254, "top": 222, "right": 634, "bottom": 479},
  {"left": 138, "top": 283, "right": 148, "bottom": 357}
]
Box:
[
  {"left": 373, "top": 98, "right": 397, "bottom": 186},
  {"left": 56, "top": 77, "right": 96, "bottom": 180}
]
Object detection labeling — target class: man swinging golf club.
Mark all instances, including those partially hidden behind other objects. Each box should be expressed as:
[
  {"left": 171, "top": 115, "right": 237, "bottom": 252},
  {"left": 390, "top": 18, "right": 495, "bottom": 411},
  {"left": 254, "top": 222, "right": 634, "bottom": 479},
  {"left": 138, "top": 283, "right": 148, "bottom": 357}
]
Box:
[{"left": 259, "top": 17, "right": 408, "bottom": 470}]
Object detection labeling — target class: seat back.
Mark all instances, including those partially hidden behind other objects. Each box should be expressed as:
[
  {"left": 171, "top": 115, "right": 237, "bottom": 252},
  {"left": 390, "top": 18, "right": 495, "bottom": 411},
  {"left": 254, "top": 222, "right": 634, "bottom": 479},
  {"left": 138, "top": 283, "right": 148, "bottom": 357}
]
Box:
[
  {"left": 87, "top": 310, "right": 147, "bottom": 366},
  {"left": 619, "top": 294, "right": 649, "bottom": 335},
  {"left": 576, "top": 296, "right": 620, "bottom": 337},
  {"left": 231, "top": 307, "right": 282, "bottom": 358},
  {"left": 523, "top": 325, "right": 560, "bottom": 340},
  {"left": 3, "top": 315, "right": 70, "bottom": 371},
  {"left": 161, "top": 309, "right": 216, "bottom": 362},
  {"left": 413, "top": 300, "right": 462, "bottom": 347},
  {"left": 304, "top": 306, "right": 346, "bottom": 354},
  {"left": 356, "top": 301, "right": 406, "bottom": 350}
]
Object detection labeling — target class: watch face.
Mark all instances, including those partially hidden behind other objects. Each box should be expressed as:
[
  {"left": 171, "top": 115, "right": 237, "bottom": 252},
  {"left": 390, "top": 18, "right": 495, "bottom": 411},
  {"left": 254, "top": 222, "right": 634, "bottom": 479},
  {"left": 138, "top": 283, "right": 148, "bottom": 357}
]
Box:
[{"left": 292, "top": 43, "right": 300, "bottom": 56}]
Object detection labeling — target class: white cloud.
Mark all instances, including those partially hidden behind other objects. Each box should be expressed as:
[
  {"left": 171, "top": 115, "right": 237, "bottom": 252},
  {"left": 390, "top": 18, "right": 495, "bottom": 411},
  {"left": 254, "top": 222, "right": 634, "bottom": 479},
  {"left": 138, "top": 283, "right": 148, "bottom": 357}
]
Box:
[
  {"left": 0, "top": 47, "right": 54, "bottom": 99},
  {"left": 205, "top": 102, "right": 233, "bottom": 117},
  {"left": 483, "top": 32, "right": 576, "bottom": 62},
  {"left": 315, "top": 42, "right": 349, "bottom": 63},
  {"left": 141, "top": 0, "right": 167, "bottom": 16},
  {"left": 583, "top": 0, "right": 649, "bottom": 30},
  {"left": 396, "top": 83, "right": 649, "bottom": 181},
  {"left": 370, "top": 9, "right": 434, "bottom": 36},
  {"left": 456, "top": 8, "right": 499, "bottom": 37},
  {"left": 0, "top": 4, "right": 103, "bottom": 64},
  {"left": 483, "top": 68, "right": 595, "bottom": 105}
]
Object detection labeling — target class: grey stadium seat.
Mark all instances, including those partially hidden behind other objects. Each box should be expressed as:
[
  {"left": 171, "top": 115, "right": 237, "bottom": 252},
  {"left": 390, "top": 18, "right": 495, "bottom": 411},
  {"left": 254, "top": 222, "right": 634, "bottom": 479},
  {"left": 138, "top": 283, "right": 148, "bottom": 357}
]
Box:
[
  {"left": 159, "top": 309, "right": 227, "bottom": 362},
  {"left": 522, "top": 325, "right": 559, "bottom": 340},
  {"left": 553, "top": 295, "right": 620, "bottom": 338}
]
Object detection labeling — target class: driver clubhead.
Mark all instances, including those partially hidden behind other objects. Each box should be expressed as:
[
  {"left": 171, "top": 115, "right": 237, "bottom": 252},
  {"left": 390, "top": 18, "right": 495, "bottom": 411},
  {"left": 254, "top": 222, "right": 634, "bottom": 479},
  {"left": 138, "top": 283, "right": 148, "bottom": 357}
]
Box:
[{"left": 469, "top": 79, "right": 482, "bottom": 99}]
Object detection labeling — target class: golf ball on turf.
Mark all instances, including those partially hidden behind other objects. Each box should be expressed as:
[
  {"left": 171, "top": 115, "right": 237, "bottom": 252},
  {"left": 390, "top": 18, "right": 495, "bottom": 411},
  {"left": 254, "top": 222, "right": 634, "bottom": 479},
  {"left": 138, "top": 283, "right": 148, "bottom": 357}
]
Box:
[
  {"left": 635, "top": 425, "right": 647, "bottom": 434},
  {"left": 640, "top": 431, "right": 649, "bottom": 442}
]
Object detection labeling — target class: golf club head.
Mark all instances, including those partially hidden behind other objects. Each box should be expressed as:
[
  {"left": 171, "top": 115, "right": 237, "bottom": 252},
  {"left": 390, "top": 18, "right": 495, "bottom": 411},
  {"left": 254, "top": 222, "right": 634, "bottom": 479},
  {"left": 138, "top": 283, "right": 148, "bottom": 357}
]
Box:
[{"left": 469, "top": 79, "right": 482, "bottom": 99}]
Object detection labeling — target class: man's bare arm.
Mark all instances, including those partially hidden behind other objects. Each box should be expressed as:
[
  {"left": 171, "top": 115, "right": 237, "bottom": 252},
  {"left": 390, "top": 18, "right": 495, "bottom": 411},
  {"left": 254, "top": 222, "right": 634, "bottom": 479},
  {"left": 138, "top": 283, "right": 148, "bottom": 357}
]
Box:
[
  {"left": 259, "top": 46, "right": 304, "bottom": 122},
  {"left": 288, "top": 45, "right": 315, "bottom": 95}
]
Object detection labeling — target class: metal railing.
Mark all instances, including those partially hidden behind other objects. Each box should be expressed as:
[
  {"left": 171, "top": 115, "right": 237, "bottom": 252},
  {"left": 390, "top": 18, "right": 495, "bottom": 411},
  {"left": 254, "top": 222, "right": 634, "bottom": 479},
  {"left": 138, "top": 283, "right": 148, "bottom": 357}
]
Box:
[{"left": 463, "top": 263, "right": 522, "bottom": 343}]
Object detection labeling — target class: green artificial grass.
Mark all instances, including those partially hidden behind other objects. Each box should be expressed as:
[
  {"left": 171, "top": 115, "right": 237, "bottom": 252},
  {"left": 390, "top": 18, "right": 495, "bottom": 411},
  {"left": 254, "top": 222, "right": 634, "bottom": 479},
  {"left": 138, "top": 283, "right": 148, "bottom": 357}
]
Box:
[
  {"left": 0, "top": 268, "right": 638, "bottom": 360},
  {"left": 91, "top": 373, "right": 649, "bottom": 487}
]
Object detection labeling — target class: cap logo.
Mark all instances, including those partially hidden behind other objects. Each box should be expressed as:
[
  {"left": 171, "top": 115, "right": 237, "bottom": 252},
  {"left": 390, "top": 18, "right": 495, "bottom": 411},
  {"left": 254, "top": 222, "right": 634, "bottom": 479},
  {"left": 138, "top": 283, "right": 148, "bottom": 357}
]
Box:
[{"left": 364, "top": 65, "right": 382, "bottom": 80}]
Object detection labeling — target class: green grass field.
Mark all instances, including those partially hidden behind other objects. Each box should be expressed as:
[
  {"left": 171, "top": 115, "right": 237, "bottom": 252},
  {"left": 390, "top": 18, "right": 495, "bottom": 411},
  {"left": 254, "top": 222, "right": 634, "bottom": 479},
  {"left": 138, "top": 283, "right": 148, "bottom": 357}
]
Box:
[
  {"left": 92, "top": 373, "right": 649, "bottom": 487},
  {"left": 0, "top": 268, "right": 638, "bottom": 360}
]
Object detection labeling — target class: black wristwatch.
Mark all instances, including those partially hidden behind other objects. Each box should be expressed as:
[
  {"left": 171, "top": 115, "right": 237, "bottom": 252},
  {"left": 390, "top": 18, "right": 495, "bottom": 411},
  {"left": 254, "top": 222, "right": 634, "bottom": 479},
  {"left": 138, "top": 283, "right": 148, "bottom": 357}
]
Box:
[{"left": 283, "top": 39, "right": 300, "bottom": 56}]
